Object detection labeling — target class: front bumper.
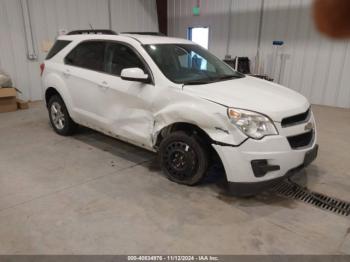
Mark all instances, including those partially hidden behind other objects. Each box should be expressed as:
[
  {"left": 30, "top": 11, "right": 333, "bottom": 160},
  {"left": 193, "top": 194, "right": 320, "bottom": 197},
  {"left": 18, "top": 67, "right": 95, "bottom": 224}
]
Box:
[
  {"left": 226, "top": 145, "right": 318, "bottom": 196},
  {"left": 213, "top": 131, "right": 318, "bottom": 196}
]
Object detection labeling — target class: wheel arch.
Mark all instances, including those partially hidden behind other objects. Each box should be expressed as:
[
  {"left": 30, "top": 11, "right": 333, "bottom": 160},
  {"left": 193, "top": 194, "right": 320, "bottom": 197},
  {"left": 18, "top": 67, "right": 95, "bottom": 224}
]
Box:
[
  {"left": 44, "top": 86, "right": 75, "bottom": 120},
  {"left": 154, "top": 122, "right": 224, "bottom": 169},
  {"left": 45, "top": 87, "right": 62, "bottom": 106},
  {"left": 43, "top": 71, "right": 74, "bottom": 116},
  {"left": 155, "top": 122, "right": 212, "bottom": 148}
]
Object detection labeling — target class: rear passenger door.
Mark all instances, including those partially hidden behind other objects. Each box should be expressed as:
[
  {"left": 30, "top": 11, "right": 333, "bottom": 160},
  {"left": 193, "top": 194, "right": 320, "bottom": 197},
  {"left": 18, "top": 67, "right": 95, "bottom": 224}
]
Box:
[{"left": 64, "top": 41, "right": 108, "bottom": 127}]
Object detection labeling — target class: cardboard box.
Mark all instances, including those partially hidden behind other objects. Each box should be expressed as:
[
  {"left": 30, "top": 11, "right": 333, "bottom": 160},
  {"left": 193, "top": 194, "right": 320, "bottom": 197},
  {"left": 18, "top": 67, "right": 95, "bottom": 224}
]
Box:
[{"left": 0, "top": 88, "right": 17, "bottom": 113}]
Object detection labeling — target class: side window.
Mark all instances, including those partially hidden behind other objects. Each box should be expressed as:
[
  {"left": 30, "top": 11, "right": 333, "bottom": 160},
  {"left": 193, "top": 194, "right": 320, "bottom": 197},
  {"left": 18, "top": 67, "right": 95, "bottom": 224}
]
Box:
[
  {"left": 105, "top": 43, "right": 146, "bottom": 76},
  {"left": 46, "top": 40, "right": 71, "bottom": 60},
  {"left": 65, "top": 41, "right": 106, "bottom": 72}
]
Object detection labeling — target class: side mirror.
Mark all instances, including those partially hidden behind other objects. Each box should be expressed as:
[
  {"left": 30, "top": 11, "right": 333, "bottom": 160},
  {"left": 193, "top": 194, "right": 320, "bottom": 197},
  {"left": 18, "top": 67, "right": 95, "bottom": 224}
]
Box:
[{"left": 121, "top": 68, "right": 150, "bottom": 83}]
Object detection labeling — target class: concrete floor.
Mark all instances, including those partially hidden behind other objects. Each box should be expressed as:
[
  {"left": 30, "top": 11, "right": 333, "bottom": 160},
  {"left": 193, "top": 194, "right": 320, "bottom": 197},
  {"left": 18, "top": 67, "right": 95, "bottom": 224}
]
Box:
[{"left": 0, "top": 102, "right": 349, "bottom": 254}]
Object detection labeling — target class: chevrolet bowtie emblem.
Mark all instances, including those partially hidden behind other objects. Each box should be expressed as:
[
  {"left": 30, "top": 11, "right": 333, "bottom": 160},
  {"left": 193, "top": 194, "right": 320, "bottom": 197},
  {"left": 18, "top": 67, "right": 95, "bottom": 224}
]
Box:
[{"left": 305, "top": 122, "right": 314, "bottom": 131}]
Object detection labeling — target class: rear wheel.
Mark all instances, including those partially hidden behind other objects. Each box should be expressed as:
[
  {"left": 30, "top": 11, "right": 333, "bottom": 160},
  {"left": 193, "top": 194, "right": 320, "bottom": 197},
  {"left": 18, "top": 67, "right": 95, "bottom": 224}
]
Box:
[
  {"left": 48, "top": 95, "right": 77, "bottom": 136},
  {"left": 159, "top": 131, "right": 209, "bottom": 185}
]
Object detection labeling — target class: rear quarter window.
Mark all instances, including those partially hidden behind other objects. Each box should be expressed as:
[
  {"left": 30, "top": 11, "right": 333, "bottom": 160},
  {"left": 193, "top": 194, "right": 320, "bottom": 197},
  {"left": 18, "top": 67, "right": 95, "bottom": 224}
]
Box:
[
  {"left": 64, "top": 41, "right": 106, "bottom": 72},
  {"left": 46, "top": 40, "right": 71, "bottom": 60}
]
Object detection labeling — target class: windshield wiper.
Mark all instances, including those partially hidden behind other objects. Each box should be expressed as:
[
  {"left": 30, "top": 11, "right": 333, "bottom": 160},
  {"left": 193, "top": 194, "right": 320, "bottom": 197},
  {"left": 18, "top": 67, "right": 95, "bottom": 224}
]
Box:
[
  {"left": 182, "top": 80, "right": 213, "bottom": 85},
  {"left": 182, "top": 75, "right": 242, "bottom": 86},
  {"left": 216, "top": 75, "right": 242, "bottom": 81}
]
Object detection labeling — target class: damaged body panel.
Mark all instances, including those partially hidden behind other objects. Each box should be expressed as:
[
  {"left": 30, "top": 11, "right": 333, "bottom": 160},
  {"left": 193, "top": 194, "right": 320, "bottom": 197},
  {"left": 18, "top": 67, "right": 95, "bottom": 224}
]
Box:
[{"left": 151, "top": 86, "right": 248, "bottom": 149}]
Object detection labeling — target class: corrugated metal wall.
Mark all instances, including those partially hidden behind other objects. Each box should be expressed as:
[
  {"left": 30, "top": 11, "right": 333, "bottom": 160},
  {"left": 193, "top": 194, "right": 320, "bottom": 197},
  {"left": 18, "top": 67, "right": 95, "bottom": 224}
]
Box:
[
  {"left": 168, "top": 0, "right": 231, "bottom": 59},
  {"left": 111, "top": 0, "right": 158, "bottom": 32},
  {"left": 0, "top": 0, "right": 33, "bottom": 100},
  {"left": 0, "top": 0, "right": 158, "bottom": 101},
  {"left": 168, "top": 0, "right": 350, "bottom": 108}
]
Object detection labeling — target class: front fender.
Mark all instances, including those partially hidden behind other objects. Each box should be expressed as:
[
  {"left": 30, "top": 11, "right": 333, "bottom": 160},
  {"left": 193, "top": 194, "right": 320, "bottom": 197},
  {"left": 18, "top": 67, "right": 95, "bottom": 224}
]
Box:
[{"left": 153, "top": 100, "right": 247, "bottom": 146}]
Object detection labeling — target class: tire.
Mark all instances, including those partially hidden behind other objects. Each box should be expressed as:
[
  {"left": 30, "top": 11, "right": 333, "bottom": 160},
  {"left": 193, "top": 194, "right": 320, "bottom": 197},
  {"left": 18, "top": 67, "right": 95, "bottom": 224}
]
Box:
[
  {"left": 48, "top": 95, "right": 77, "bottom": 136},
  {"left": 159, "top": 131, "right": 209, "bottom": 186}
]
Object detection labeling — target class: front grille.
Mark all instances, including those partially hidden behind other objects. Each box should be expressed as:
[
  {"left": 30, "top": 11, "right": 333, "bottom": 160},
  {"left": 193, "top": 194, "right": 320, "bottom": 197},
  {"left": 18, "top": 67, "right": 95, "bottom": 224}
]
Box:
[
  {"left": 281, "top": 108, "right": 310, "bottom": 127},
  {"left": 287, "top": 131, "right": 313, "bottom": 149}
]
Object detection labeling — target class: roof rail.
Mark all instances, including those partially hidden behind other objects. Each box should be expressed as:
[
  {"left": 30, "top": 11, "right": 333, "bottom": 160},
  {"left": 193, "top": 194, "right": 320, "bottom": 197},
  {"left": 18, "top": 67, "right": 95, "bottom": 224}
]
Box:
[
  {"left": 67, "top": 30, "right": 117, "bottom": 35},
  {"left": 121, "top": 32, "right": 165, "bottom": 36}
]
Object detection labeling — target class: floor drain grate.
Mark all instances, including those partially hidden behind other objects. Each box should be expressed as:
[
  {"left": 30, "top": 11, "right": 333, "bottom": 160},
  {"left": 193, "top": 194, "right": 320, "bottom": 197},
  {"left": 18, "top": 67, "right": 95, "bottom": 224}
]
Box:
[{"left": 272, "top": 180, "right": 350, "bottom": 217}]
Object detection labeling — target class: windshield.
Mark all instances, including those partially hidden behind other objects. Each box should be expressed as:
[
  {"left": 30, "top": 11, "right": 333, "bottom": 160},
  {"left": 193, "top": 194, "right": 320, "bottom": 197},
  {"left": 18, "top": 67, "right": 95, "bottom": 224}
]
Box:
[{"left": 144, "top": 44, "right": 244, "bottom": 85}]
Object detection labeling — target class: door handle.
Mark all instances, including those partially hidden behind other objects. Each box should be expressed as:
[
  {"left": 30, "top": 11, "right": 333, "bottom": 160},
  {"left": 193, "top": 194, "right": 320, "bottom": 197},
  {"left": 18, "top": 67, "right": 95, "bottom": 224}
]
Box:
[
  {"left": 63, "top": 69, "right": 71, "bottom": 77},
  {"left": 98, "top": 81, "right": 109, "bottom": 90}
]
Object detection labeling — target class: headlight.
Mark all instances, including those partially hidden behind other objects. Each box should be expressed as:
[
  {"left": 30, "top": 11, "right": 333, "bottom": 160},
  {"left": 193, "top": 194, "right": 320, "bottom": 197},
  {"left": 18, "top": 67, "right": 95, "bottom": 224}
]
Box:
[{"left": 227, "top": 108, "right": 278, "bottom": 139}]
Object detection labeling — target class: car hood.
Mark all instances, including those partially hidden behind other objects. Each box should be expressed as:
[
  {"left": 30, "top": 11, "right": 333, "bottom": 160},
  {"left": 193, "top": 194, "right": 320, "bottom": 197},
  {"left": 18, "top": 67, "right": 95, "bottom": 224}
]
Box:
[{"left": 183, "top": 76, "right": 310, "bottom": 122}]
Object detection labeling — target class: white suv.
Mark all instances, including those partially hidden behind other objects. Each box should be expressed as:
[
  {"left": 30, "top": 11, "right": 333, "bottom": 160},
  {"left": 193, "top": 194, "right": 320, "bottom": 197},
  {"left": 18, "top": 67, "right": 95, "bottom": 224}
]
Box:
[{"left": 41, "top": 30, "right": 318, "bottom": 196}]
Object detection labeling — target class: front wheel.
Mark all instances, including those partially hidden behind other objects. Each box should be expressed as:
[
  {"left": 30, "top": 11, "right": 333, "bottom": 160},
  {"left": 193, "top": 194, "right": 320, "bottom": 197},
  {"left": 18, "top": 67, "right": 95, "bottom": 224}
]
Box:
[{"left": 159, "top": 131, "right": 209, "bottom": 186}]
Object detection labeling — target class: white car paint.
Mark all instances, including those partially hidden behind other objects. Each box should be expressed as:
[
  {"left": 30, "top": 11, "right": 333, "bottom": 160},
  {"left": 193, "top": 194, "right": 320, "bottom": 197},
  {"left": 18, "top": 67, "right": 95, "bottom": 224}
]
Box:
[
  {"left": 42, "top": 33, "right": 317, "bottom": 190},
  {"left": 183, "top": 76, "right": 310, "bottom": 122}
]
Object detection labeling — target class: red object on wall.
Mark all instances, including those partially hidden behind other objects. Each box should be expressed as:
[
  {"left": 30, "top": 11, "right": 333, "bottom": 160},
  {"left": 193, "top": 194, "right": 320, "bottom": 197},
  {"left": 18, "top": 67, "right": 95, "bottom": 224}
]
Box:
[
  {"left": 156, "top": 0, "right": 167, "bottom": 35},
  {"left": 313, "top": 0, "right": 350, "bottom": 38}
]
